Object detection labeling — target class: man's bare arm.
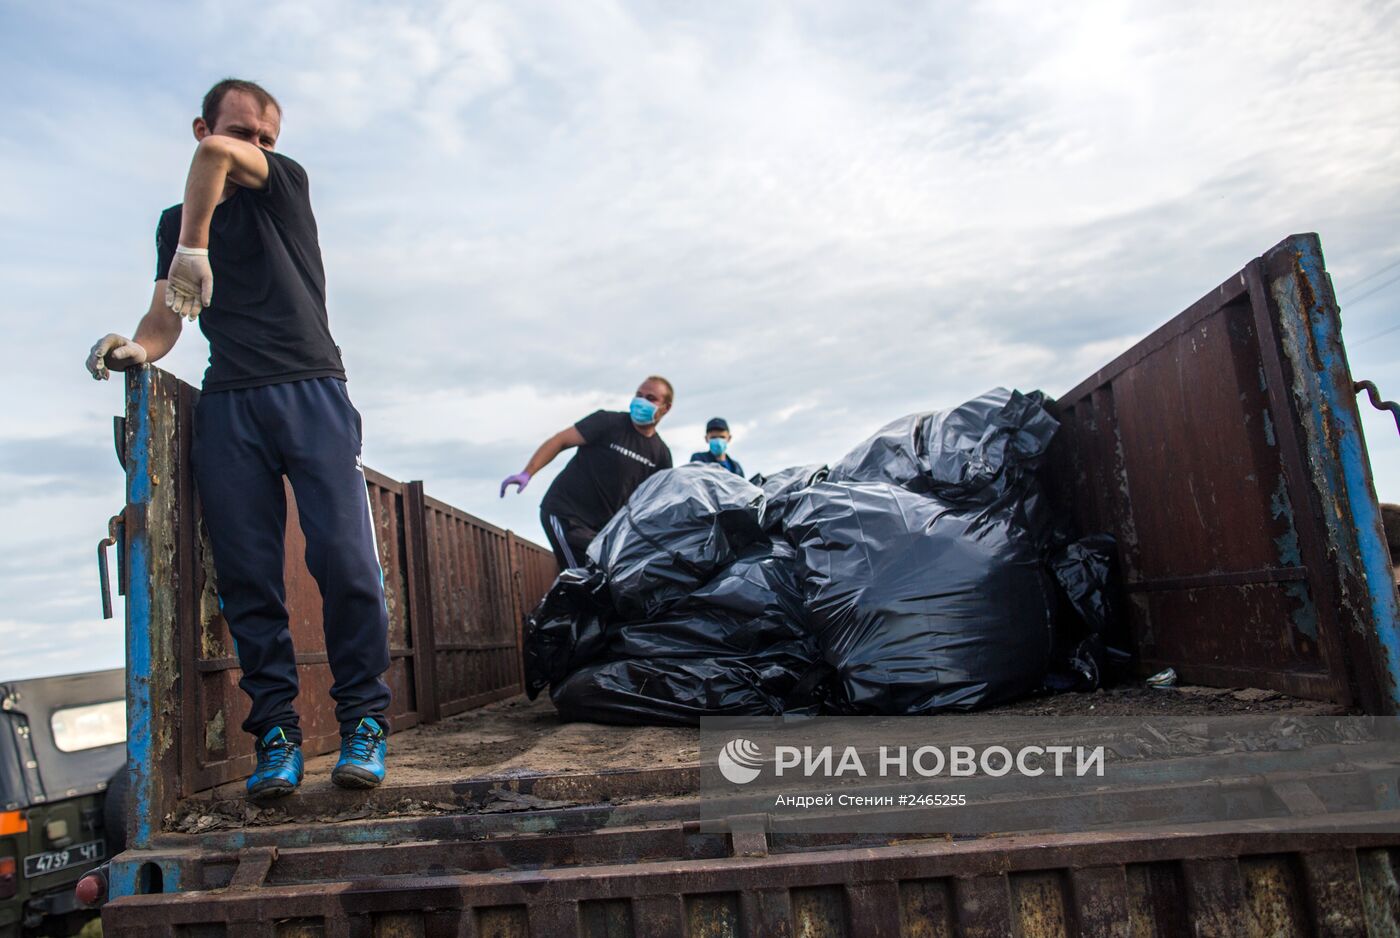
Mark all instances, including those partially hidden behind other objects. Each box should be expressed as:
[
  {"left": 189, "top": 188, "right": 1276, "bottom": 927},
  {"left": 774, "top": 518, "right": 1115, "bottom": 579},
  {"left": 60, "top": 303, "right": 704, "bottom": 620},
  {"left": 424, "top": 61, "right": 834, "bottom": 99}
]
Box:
[
  {"left": 86, "top": 282, "right": 183, "bottom": 380},
  {"left": 500, "top": 427, "right": 585, "bottom": 496},
  {"left": 165, "top": 137, "right": 271, "bottom": 319},
  {"left": 177, "top": 136, "right": 270, "bottom": 249},
  {"left": 524, "top": 427, "right": 586, "bottom": 476}
]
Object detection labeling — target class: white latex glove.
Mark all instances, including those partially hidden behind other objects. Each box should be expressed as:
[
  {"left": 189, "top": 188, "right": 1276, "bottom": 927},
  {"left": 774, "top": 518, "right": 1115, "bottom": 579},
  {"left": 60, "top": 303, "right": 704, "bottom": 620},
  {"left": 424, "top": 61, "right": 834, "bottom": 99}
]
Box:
[
  {"left": 165, "top": 246, "right": 213, "bottom": 321},
  {"left": 86, "top": 334, "right": 147, "bottom": 380}
]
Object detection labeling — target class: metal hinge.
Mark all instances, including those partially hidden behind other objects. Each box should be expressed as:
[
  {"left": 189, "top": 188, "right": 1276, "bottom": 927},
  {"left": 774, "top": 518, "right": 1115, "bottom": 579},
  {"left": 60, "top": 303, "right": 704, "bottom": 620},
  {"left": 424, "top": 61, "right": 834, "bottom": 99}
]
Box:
[{"left": 13, "top": 716, "right": 45, "bottom": 804}]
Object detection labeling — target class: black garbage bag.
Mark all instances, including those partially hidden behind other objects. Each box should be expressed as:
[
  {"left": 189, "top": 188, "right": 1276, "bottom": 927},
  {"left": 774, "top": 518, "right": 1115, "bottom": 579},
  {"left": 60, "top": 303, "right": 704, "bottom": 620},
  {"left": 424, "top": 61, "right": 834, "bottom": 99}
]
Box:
[
  {"left": 687, "top": 538, "right": 808, "bottom": 625},
  {"left": 923, "top": 388, "right": 1057, "bottom": 504},
  {"left": 827, "top": 388, "right": 1058, "bottom": 506},
  {"left": 549, "top": 539, "right": 830, "bottom": 725},
  {"left": 786, "top": 481, "right": 1056, "bottom": 714},
  {"left": 825, "top": 412, "right": 929, "bottom": 493},
  {"left": 1049, "top": 534, "right": 1118, "bottom": 636},
  {"left": 1044, "top": 534, "right": 1122, "bottom": 692},
  {"left": 751, "top": 465, "right": 830, "bottom": 535},
  {"left": 551, "top": 653, "right": 824, "bottom": 726},
  {"left": 587, "top": 464, "right": 767, "bottom": 619},
  {"left": 522, "top": 567, "right": 612, "bottom": 699}
]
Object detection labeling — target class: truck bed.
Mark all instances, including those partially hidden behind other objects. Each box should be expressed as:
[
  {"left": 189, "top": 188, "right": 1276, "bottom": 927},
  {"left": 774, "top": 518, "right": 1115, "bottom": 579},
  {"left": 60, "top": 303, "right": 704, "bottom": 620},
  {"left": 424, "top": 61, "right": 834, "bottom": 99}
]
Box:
[
  {"left": 105, "top": 235, "right": 1400, "bottom": 936},
  {"left": 168, "top": 683, "right": 1349, "bottom": 834}
]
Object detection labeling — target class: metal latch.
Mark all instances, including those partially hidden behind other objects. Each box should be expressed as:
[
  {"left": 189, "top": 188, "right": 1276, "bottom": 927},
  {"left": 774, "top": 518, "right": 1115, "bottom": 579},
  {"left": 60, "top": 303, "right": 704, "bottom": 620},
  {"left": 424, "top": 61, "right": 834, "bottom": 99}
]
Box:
[
  {"left": 1355, "top": 379, "right": 1399, "bottom": 436},
  {"left": 681, "top": 815, "right": 772, "bottom": 857},
  {"left": 98, "top": 511, "right": 127, "bottom": 620},
  {"left": 228, "top": 846, "right": 279, "bottom": 889},
  {"left": 112, "top": 415, "right": 127, "bottom": 470},
  {"left": 725, "top": 813, "right": 771, "bottom": 858}
]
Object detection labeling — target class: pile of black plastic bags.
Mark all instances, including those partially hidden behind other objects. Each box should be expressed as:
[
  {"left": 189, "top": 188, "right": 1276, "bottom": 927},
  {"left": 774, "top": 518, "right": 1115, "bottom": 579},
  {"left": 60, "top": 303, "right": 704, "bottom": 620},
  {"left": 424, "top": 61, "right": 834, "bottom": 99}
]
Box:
[{"left": 524, "top": 388, "right": 1118, "bottom": 726}]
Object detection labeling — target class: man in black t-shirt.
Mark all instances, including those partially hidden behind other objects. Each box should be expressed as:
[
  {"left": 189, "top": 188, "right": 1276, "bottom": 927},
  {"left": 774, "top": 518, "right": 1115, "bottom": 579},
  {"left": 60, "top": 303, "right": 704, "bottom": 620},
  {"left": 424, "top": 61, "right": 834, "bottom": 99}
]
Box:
[
  {"left": 501, "top": 376, "right": 675, "bottom": 569},
  {"left": 84, "top": 80, "right": 391, "bottom": 800}
]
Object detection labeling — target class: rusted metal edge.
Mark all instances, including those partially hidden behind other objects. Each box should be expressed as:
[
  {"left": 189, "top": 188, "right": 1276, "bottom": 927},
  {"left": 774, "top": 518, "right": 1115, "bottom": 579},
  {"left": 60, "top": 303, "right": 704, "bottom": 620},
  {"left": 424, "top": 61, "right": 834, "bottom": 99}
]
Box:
[
  {"left": 1054, "top": 273, "right": 1251, "bottom": 410},
  {"left": 104, "top": 819, "right": 1400, "bottom": 915},
  {"left": 116, "top": 366, "right": 186, "bottom": 899},
  {"left": 192, "top": 648, "right": 418, "bottom": 672},
  {"left": 1245, "top": 248, "right": 1359, "bottom": 712},
  {"left": 360, "top": 466, "right": 403, "bottom": 494},
  {"left": 421, "top": 491, "right": 513, "bottom": 539},
  {"left": 402, "top": 481, "right": 440, "bottom": 724},
  {"left": 1262, "top": 235, "right": 1400, "bottom": 714},
  {"left": 1123, "top": 566, "right": 1309, "bottom": 592}
]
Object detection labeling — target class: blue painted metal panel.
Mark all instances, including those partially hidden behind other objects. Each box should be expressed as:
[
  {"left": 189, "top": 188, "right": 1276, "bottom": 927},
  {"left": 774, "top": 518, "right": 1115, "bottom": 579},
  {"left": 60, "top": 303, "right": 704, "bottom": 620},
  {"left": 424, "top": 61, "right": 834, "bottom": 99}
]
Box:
[
  {"left": 114, "top": 369, "right": 156, "bottom": 899},
  {"left": 123, "top": 369, "right": 155, "bottom": 855},
  {"left": 1283, "top": 238, "right": 1400, "bottom": 711}
]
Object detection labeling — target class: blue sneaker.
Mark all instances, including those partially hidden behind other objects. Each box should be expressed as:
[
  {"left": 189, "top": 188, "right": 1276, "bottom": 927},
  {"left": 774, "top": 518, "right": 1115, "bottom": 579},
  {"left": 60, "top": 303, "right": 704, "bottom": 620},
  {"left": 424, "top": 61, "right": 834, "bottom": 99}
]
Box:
[
  {"left": 332, "top": 717, "right": 387, "bottom": 789},
  {"left": 246, "top": 727, "right": 303, "bottom": 800}
]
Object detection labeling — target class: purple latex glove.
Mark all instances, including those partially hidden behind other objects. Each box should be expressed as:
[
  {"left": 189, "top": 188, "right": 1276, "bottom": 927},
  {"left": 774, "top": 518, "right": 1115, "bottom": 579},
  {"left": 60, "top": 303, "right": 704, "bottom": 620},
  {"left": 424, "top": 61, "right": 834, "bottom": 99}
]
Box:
[{"left": 500, "top": 471, "right": 531, "bottom": 497}]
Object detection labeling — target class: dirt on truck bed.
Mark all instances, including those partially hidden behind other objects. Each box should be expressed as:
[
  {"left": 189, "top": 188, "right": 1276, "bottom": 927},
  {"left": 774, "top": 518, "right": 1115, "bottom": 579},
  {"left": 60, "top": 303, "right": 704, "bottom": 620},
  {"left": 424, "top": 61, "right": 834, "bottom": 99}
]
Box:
[{"left": 168, "top": 683, "right": 1350, "bottom": 833}]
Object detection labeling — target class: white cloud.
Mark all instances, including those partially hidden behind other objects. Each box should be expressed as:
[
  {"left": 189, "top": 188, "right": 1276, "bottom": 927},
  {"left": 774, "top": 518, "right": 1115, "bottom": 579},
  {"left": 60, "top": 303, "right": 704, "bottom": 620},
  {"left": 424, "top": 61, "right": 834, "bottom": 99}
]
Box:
[{"left": 1, "top": 0, "right": 1398, "bottom": 680}]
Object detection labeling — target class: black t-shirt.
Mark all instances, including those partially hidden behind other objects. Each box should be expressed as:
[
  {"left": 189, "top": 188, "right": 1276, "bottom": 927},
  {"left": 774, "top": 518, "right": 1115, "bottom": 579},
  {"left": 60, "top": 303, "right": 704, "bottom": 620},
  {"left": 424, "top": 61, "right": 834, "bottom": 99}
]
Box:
[
  {"left": 155, "top": 151, "right": 346, "bottom": 392},
  {"left": 540, "top": 411, "right": 673, "bottom": 530}
]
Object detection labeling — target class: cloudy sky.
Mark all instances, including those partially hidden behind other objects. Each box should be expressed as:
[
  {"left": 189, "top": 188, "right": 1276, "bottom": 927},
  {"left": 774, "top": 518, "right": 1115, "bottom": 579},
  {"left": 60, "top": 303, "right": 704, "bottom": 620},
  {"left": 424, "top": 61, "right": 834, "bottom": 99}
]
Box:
[{"left": 2, "top": 0, "right": 1397, "bottom": 680}]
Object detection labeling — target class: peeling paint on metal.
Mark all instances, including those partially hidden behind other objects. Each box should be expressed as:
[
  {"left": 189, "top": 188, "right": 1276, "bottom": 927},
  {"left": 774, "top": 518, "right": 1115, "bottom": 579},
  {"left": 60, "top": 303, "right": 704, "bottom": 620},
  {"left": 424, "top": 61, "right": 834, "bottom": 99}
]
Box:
[
  {"left": 1284, "top": 582, "right": 1320, "bottom": 641},
  {"left": 204, "top": 711, "right": 225, "bottom": 753},
  {"left": 1270, "top": 474, "right": 1303, "bottom": 568},
  {"left": 1272, "top": 239, "right": 1400, "bottom": 709},
  {"left": 1112, "top": 423, "right": 1140, "bottom": 556},
  {"left": 124, "top": 370, "right": 155, "bottom": 861}
]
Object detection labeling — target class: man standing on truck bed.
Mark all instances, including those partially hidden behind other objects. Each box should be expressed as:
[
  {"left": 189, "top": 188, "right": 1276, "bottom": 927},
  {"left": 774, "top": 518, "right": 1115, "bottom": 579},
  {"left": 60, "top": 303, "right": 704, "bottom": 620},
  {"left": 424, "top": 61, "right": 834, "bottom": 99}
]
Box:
[
  {"left": 500, "top": 377, "right": 675, "bottom": 569},
  {"left": 83, "top": 79, "right": 392, "bottom": 800}
]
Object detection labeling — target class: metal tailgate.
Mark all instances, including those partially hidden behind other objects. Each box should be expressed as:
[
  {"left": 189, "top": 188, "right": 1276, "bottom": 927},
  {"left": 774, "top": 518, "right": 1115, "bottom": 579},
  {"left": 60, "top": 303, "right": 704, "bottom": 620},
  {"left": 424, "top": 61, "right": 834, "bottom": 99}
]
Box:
[{"left": 1048, "top": 233, "right": 1400, "bottom": 713}]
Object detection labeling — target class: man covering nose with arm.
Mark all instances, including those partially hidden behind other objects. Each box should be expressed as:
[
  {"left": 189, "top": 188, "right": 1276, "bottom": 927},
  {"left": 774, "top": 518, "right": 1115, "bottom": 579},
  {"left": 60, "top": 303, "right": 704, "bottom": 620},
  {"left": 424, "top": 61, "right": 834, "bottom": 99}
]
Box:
[
  {"left": 502, "top": 376, "right": 675, "bottom": 569},
  {"left": 84, "top": 79, "right": 392, "bottom": 800}
]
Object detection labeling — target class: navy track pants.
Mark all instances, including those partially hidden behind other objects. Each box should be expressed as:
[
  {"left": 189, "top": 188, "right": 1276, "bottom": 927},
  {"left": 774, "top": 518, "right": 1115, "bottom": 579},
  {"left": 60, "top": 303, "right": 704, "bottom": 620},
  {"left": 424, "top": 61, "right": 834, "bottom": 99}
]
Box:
[
  {"left": 192, "top": 377, "right": 391, "bottom": 743},
  {"left": 540, "top": 509, "right": 596, "bottom": 571}
]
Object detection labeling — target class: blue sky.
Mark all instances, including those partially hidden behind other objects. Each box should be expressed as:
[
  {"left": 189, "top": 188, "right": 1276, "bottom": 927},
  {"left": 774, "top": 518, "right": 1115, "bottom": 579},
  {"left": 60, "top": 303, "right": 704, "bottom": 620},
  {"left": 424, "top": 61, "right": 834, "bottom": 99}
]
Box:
[{"left": 1, "top": 0, "right": 1397, "bottom": 680}]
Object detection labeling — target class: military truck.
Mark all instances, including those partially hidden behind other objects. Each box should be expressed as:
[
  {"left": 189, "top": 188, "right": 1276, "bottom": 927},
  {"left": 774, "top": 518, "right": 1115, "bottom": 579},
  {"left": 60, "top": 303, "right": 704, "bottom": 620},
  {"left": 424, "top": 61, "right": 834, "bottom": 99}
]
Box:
[{"left": 0, "top": 668, "right": 125, "bottom": 938}]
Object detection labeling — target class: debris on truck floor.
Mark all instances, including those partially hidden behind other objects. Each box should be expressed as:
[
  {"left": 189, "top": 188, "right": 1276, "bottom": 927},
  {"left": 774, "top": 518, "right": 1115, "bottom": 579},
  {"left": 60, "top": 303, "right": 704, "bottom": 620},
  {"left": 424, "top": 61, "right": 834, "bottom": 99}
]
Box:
[
  {"left": 525, "top": 388, "right": 1124, "bottom": 724},
  {"left": 166, "top": 684, "right": 1350, "bottom": 831}
]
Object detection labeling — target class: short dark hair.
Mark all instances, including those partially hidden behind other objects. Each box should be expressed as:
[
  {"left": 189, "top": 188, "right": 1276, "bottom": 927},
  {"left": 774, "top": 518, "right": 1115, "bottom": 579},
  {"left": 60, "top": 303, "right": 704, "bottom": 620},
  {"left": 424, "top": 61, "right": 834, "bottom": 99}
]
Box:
[
  {"left": 645, "top": 375, "right": 675, "bottom": 405},
  {"left": 202, "top": 79, "right": 281, "bottom": 129}
]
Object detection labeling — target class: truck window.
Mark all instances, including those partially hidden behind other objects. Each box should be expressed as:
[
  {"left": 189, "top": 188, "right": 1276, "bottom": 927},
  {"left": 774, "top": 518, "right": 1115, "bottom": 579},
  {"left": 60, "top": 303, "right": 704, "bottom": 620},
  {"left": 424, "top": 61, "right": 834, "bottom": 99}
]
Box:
[{"left": 50, "top": 700, "right": 126, "bottom": 753}]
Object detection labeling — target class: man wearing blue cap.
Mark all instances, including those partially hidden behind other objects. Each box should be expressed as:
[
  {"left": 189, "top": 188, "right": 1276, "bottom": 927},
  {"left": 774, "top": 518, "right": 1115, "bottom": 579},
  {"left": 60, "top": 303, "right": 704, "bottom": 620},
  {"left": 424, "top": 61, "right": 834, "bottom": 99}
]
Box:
[{"left": 690, "top": 417, "right": 744, "bottom": 476}]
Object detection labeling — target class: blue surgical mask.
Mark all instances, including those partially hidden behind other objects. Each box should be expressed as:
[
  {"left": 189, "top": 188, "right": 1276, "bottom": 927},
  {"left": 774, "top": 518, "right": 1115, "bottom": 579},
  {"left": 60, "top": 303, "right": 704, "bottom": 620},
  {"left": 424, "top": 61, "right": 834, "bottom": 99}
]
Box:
[
  {"left": 708, "top": 437, "right": 728, "bottom": 457},
  {"left": 630, "top": 396, "right": 659, "bottom": 425}
]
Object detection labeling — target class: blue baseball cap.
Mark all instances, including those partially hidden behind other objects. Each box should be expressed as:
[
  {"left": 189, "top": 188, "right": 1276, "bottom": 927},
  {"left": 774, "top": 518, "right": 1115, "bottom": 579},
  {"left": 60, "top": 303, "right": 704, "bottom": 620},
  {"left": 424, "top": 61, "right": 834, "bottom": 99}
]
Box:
[{"left": 705, "top": 417, "right": 730, "bottom": 433}]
